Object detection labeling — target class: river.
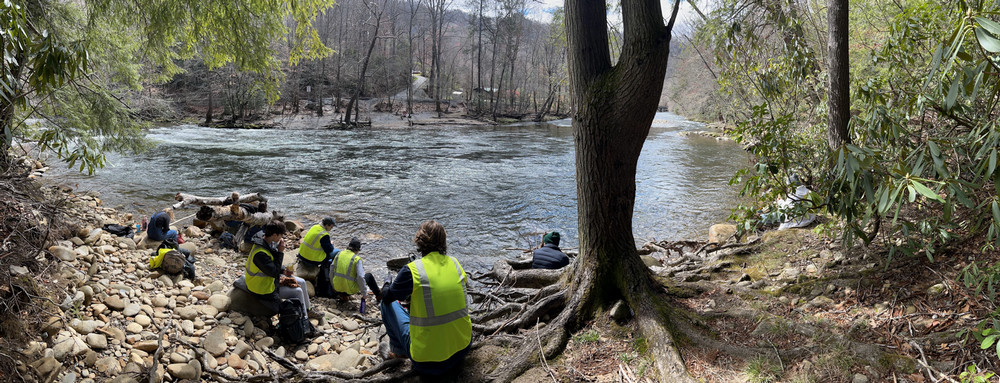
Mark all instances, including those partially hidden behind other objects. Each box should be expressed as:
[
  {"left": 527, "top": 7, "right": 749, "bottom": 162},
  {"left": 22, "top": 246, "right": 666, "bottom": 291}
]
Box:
[{"left": 50, "top": 113, "right": 747, "bottom": 273}]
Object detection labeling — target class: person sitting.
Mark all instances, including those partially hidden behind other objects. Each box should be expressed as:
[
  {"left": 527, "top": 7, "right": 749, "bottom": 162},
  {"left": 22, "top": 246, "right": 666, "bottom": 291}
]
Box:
[
  {"left": 147, "top": 211, "right": 177, "bottom": 242},
  {"left": 378, "top": 220, "right": 471, "bottom": 375},
  {"left": 531, "top": 231, "right": 570, "bottom": 269},
  {"left": 297, "top": 217, "right": 339, "bottom": 297},
  {"left": 245, "top": 221, "right": 314, "bottom": 318},
  {"left": 332, "top": 238, "right": 370, "bottom": 312}
]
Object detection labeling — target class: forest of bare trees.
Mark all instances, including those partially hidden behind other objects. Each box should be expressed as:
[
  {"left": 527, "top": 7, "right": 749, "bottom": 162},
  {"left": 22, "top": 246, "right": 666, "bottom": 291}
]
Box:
[{"left": 161, "top": 0, "right": 573, "bottom": 123}]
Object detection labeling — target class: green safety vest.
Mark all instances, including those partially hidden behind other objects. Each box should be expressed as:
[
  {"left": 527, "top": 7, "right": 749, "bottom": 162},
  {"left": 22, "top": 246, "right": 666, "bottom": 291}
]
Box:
[
  {"left": 245, "top": 244, "right": 276, "bottom": 295},
  {"left": 299, "top": 224, "right": 330, "bottom": 262},
  {"left": 332, "top": 250, "right": 361, "bottom": 294},
  {"left": 407, "top": 252, "right": 472, "bottom": 362}
]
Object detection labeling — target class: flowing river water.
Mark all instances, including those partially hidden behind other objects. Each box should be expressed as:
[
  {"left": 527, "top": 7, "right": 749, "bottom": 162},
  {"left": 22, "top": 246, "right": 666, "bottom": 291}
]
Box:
[{"left": 50, "top": 113, "right": 748, "bottom": 274}]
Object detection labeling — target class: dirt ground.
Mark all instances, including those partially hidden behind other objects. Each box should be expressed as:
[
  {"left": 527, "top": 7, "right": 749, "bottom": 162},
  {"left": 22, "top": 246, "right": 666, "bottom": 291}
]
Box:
[{"left": 520, "top": 227, "right": 998, "bottom": 382}]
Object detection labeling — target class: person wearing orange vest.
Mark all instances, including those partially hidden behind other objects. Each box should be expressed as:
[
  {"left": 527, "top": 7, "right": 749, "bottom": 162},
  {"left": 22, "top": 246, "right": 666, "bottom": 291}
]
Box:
[{"left": 377, "top": 220, "right": 471, "bottom": 374}]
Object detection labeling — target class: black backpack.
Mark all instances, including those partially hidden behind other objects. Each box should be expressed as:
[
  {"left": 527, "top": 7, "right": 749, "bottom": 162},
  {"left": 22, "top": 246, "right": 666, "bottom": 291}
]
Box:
[{"left": 276, "top": 298, "right": 313, "bottom": 344}]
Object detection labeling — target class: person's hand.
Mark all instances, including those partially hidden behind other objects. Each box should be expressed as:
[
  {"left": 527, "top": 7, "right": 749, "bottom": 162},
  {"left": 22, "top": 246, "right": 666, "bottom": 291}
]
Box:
[
  {"left": 277, "top": 239, "right": 286, "bottom": 252},
  {"left": 359, "top": 299, "right": 367, "bottom": 314}
]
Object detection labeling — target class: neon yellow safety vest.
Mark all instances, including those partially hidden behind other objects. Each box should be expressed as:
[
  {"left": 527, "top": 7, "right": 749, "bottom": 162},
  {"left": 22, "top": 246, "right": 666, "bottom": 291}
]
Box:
[
  {"left": 245, "top": 245, "right": 276, "bottom": 295},
  {"left": 332, "top": 250, "right": 361, "bottom": 294},
  {"left": 149, "top": 248, "right": 171, "bottom": 269},
  {"left": 407, "top": 252, "right": 472, "bottom": 362},
  {"left": 299, "top": 224, "right": 330, "bottom": 262}
]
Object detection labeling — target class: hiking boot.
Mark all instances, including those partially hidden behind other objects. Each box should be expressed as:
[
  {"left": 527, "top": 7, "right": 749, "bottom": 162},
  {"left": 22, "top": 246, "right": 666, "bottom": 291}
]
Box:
[{"left": 307, "top": 309, "right": 324, "bottom": 320}]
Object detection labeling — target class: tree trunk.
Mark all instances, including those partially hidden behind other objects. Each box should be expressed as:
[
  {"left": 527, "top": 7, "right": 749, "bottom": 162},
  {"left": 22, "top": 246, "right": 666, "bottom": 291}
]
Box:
[
  {"left": 317, "top": 59, "right": 325, "bottom": 117},
  {"left": 827, "top": 0, "right": 850, "bottom": 150},
  {"left": 345, "top": 0, "right": 385, "bottom": 125},
  {"left": 566, "top": 0, "right": 694, "bottom": 380}
]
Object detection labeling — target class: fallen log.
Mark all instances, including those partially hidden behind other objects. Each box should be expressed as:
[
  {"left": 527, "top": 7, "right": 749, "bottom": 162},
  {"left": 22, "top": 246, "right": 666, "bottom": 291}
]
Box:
[
  {"left": 196, "top": 204, "right": 284, "bottom": 226},
  {"left": 173, "top": 191, "right": 267, "bottom": 209}
]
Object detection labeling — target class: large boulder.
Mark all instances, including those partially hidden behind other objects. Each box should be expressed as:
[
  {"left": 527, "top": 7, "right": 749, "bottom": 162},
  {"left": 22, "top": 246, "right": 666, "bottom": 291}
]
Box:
[
  {"left": 228, "top": 279, "right": 277, "bottom": 318},
  {"left": 295, "top": 262, "right": 321, "bottom": 281},
  {"left": 708, "top": 224, "right": 737, "bottom": 244}
]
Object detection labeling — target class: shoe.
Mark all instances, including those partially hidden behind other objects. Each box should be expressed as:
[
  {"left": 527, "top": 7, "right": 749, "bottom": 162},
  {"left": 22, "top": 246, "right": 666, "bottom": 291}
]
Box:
[{"left": 307, "top": 309, "right": 324, "bottom": 320}]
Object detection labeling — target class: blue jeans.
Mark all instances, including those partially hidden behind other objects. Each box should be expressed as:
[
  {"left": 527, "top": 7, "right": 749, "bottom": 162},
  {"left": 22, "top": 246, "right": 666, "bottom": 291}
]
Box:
[
  {"left": 380, "top": 300, "right": 411, "bottom": 356},
  {"left": 379, "top": 300, "right": 470, "bottom": 375}
]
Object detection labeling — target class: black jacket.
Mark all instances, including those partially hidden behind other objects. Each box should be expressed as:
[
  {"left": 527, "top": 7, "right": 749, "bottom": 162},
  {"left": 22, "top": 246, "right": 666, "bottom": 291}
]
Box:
[
  {"left": 250, "top": 231, "right": 285, "bottom": 297},
  {"left": 532, "top": 244, "right": 569, "bottom": 269}
]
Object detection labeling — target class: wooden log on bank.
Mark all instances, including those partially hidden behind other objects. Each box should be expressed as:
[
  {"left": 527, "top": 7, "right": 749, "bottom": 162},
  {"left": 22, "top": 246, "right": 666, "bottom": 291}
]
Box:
[
  {"left": 173, "top": 191, "right": 267, "bottom": 209},
  {"left": 198, "top": 204, "right": 282, "bottom": 226}
]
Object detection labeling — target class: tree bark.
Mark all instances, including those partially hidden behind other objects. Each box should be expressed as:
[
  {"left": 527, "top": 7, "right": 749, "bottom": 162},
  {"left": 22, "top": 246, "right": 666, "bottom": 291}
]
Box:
[
  {"left": 345, "top": 0, "right": 386, "bottom": 125},
  {"left": 564, "top": 0, "right": 693, "bottom": 380},
  {"left": 827, "top": 0, "right": 850, "bottom": 150}
]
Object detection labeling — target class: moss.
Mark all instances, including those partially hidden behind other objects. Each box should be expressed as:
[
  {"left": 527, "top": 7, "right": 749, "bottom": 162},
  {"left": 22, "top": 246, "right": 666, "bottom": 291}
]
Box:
[
  {"left": 665, "top": 285, "right": 699, "bottom": 298},
  {"left": 878, "top": 353, "right": 917, "bottom": 373}
]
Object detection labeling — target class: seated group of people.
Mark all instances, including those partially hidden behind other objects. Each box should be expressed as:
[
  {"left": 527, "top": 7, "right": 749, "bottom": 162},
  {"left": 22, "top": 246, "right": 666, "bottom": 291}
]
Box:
[{"left": 147, "top": 210, "right": 570, "bottom": 376}]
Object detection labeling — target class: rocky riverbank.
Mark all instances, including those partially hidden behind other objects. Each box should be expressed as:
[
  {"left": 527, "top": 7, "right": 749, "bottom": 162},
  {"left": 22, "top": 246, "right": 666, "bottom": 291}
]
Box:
[{"left": 19, "top": 183, "right": 385, "bottom": 383}]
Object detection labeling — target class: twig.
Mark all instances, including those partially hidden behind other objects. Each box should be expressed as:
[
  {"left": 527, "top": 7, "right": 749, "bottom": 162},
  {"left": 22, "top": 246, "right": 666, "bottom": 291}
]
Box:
[
  {"left": 149, "top": 320, "right": 173, "bottom": 383},
  {"left": 536, "top": 318, "right": 557, "bottom": 383},
  {"left": 910, "top": 340, "right": 960, "bottom": 383},
  {"left": 766, "top": 338, "right": 784, "bottom": 372}
]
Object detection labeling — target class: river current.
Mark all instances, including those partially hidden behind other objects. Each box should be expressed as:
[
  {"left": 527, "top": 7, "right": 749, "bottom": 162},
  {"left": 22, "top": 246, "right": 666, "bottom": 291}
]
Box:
[{"left": 51, "top": 113, "right": 747, "bottom": 273}]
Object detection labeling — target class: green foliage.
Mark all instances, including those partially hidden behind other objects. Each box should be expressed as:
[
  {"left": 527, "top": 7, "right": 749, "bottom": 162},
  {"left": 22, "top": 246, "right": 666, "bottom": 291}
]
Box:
[
  {"left": 744, "top": 356, "right": 781, "bottom": 383},
  {"left": 708, "top": 0, "right": 1000, "bottom": 263},
  {"left": 2, "top": 0, "right": 334, "bottom": 172},
  {"left": 959, "top": 364, "right": 996, "bottom": 383},
  {"left": 572, "top": 329, "right": 600, "bottom": 344}
]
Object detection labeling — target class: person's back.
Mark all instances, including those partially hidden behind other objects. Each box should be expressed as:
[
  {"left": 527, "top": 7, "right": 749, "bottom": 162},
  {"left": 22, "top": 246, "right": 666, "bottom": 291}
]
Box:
[
  {"left": 378, "top": 220, "right": 471, "bottom": 375},
  {"left": 531, "top": 231, "right": 569, "bottom": 270},
  {"left": 147, "top": 211, "right": 176, "bottom": 242},
  {"left": 332, "top": 238, "right": 369, "bottom": 310}
]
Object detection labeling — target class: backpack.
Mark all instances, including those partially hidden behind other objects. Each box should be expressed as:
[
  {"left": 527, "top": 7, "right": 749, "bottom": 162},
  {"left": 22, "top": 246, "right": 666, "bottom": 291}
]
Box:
[
  {"left": 161, "top": 250, "right": 186, "bottom": 274},
  {"left": 276, "top": 298, "right": 313, "bottom": 344}
]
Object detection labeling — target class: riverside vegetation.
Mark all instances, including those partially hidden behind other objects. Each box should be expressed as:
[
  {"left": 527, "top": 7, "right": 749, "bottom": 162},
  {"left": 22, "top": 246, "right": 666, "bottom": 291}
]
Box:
[{"left": 6, "top": 0, "right": 1000, "bottom": 381}]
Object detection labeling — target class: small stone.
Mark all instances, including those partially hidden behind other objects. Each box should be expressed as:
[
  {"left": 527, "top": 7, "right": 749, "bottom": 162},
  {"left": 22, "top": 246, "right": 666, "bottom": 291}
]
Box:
[
  {"left": 255, "top": 337, "right": 275, "bottom": 349},
  {"left": 805, "top": 264, "right": 818, "bottom": 274},
  {"left": 333, "top": 348, "right": 361, "bottom": 370},
  {"left": 191, "top": 291, "right": 210, "bottom": 301},
  {"left": 234, "top": 341, "right": 251, "bottom": 358},
  {"left": 10, "top": 265, "right": 29, "bottom": 275},
  {"left": 274, "top": 347, "right": 286, "bottom": 358},
  {"left": 50, "top": 246, "right": 76, "bottom": 262},
  {"left": 341, "top": 319, "right": 359, "bottom": 332},
  {"left": 201, "top": 305, "right": 219, "bottom": 318},
  {"left": 809, "top": 295, "right": 835, "bottom": 309},
  {"left": 134, "top": 340, "right": 164, "bottom": 352},
  {"left": 203, "top": 326, "right": 232, "bottom": 357},
  {"left": 228, "top": 353, "right": 247, "bottom": 369},
  {"left": 222, "top": 367, "right": 237, "bottom": 377},
  {"left": 295, "top": 350, "right": 308, "bottom": 361},
  {"left": 207, "top": 281, "right": 226, "bottom": 294},
  {"left": 134, "top": 315, "right": 151, "bottom": 327},
  {"left": 86, "top": 334, "right": 108, "bottom": 350},
  {"left": 30, "top": 357, "right": 60, "bottom": 376},
  {"left": 305, "top": 354, "right": 339, "bottom": 371},
  {"left": 126, "top": 323, "right": 143, "bottom": 334},
  {"left": 152, "top": 295, "right": 169, "bottom": 308},
  {"left": 927, "top": 283, "right": 947, "bottom": 296},
  {"left": 208, "top": 295, "right": 231, "bottom": 312},
  {"left": 852, "top": 373, "right": 870, "bottom": 383},
  {"left": 176, "top": 306, "right": 198, "bottom": 320},
  {"left": 166, "top": 362, "right": 199, "bottom": 380},
  {"left": 71, "top": 320, "right": 104, "bottom": 335},
  {"left": 104, "top": 295, "right": 126, "bottom": 311},
  {"left": 95, "top": 357, "right": 121, "bottom": 375}
]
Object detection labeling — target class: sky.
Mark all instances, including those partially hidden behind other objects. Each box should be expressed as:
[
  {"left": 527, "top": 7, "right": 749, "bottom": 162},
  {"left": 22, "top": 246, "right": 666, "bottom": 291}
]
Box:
[{"left": 524, "top": 0, "right": 706, "bottom": 35}]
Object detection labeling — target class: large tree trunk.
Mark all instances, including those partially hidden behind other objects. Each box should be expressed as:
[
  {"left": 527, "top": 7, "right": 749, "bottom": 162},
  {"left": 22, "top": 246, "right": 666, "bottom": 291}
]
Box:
[
  {"left": 827, "top": 0, "right": 850, "bottom": 150},
  {"left": 345, "top": 0, "right": 385, "bottom": 125},
  {"left": 567, "top": 0, "right": 693, "bottom": 380}
]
